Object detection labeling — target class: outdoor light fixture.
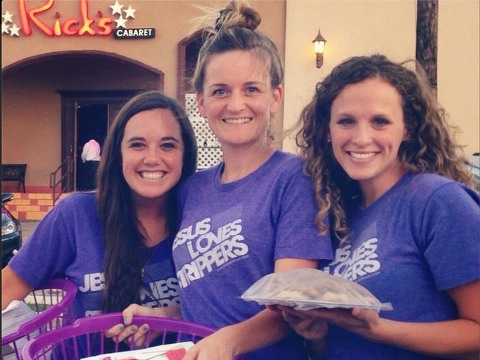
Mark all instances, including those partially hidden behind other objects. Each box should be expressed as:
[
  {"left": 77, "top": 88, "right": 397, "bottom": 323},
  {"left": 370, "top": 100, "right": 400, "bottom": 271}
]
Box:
[{"left": 313, "top": 29, "right": 327, "bottom": 68}]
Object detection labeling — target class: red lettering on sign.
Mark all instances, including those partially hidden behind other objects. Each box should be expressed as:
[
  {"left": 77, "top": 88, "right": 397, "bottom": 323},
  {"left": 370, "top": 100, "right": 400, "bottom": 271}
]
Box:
[{"left": 16, "top": 0, "right": 113, "bottom": 37}]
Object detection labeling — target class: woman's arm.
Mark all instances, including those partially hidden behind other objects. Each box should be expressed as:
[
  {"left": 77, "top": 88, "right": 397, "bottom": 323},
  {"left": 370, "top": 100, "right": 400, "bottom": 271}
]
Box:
[
  {"left": 183, "top": 258, "right": 318, "bottom": 360},
  {"left": 367, "top": 280, "right": 480, "bottom": 359},
  {"left": 2, "top": 266, "right": 33, "bottom": 310},
  {"left": 282, "top": 280, "right": 480, "bottom": 360}
]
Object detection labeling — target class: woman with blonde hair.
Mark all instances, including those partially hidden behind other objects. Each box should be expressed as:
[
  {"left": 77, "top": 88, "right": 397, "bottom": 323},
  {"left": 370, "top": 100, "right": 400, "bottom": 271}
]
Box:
[{"left": 110, "top": 1, "right": 333, "bottom": 359}]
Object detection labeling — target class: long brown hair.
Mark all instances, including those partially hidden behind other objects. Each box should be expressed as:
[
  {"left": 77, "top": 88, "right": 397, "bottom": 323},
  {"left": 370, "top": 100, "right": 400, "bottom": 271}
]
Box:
[
  {"left": 296, "top": 54, "right": 474, "bottom": 244},
  {"left": 97, "top": 90, "right": 197, "bottom": 312}
]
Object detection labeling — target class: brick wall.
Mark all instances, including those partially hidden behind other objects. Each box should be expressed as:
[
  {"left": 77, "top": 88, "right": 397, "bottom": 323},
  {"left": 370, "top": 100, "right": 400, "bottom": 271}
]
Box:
[{"left": 3, "top": 193, "right": 70, "bottom": 220}]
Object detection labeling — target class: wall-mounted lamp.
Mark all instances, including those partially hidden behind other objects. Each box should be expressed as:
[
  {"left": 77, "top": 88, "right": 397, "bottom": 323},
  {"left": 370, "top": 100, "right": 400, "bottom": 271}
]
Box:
[{"left": 313, "top": 29, "right": 327, "bottom": 68}]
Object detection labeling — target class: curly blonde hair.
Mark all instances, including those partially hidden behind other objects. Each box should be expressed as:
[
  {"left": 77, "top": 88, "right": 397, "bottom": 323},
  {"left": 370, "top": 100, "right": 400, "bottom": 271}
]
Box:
[{"left": 296, "top": 54, "right": 474, "bottom": 244}]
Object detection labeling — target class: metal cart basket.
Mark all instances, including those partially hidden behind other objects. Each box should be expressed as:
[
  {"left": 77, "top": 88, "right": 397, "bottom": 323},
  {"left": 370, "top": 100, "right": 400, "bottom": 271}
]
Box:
[
  {"left": 2, "top": 278, "right": 78, "bottom": 360},
  {"left": 21, "top": 313, "right": 219, "bottom": 360}
]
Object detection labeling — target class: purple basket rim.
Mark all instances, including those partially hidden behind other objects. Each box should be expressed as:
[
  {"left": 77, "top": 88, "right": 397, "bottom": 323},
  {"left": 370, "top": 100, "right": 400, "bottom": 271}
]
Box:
[{"left": 2, "top": 278, "right": 78, "bottom": 345}]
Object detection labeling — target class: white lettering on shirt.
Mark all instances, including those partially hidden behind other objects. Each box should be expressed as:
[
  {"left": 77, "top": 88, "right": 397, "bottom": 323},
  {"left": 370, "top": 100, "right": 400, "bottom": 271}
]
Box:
[
  {"left": 175, "top": 218, "right": 249, "bottom": 288},
  {"left": 324, "top": 237, "right": 380, "bottom": 281}
]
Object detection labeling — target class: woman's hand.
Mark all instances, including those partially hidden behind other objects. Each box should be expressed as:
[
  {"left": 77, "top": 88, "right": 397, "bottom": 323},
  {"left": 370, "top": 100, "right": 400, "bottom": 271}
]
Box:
[
  {"left": 278, "top": 305, "right": 380, "bottom": 341},
  {"left": 276, "top": 305, "right": 329, "bottom": 341},
  {"left": 105, "top": 304, "right": 178, "bottom": 347},
  {"left": 182, "top": 326, "right": 238, "bottom": 360}
]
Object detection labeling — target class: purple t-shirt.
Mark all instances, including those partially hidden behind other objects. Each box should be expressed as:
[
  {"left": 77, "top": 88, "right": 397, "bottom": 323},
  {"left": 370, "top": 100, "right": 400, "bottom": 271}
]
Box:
[
  {"left": 173, "top": 150, "right": 333, "bottom": 360},
  {"left": 320, "top": 173, "right": 480, "bottom": 359},
  {"left": 9, "top": 192, "right": 179, "bottom": 322}
]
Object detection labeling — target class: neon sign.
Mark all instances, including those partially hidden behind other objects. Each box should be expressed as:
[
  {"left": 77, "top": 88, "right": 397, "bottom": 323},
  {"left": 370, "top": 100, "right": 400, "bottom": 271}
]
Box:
[
  {"left": 2, "top": 0, "right": 152, "bottom": 38},
  {"left": 17, "top": 0, "right": 112, "bottom": 36}
]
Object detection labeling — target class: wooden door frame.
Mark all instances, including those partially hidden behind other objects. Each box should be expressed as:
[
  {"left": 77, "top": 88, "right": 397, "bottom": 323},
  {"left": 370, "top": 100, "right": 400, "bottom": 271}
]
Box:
[{"left": 58, "top": 90, "right": 141, "bottom": 192}]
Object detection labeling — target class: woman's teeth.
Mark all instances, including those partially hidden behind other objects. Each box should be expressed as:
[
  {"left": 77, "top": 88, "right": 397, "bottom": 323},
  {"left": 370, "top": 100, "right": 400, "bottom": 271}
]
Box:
[
  {"left": 349, "top": 152, "right": 376, "bottom": 159},
  {"left": 141, "top": 171, "right": 165, "bottom": 180},
  {"left": 223, "top": 118, "right": 252, "bottom": 124}
]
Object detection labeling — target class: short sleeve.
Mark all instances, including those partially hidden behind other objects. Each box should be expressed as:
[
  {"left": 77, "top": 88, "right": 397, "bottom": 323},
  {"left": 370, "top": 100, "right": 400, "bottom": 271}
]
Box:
[
  {"left": 274, "top": 162, "right": 333, "bottom": 262},
  {"left": 9, "top": 202, "right": 77, "bottom": 288},
  {"left": 421, "top": 183, "right": 480, "bottom": 290}
]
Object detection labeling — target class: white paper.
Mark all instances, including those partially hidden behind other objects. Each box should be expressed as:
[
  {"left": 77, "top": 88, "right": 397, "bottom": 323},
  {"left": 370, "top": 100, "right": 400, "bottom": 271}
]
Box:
[
  {"left": 81, "top": 341, "right": 194, "bottom": 360},
  {"left": 2, "top": 300, "right": 39, "bottom": 336},
  {"left": 2, "top": 300, "right": 40, "bottom": 360}
]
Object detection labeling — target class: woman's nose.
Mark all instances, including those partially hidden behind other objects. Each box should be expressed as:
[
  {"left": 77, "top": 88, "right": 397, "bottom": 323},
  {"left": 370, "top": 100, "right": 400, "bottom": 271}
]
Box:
[
  {"left": 227, "top": 91, "right": 246, "bottom": 112},
  {"left": 144, "top": 147, "right": 161, "bottom": 164},
  {"left": 352, "top": 124, "right": 372, "bottom": 145}
]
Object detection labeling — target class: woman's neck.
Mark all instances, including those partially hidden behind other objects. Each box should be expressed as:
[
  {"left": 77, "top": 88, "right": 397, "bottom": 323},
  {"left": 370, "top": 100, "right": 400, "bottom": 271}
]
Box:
[
  {"left": 220, "top": 144, "right": 275, "bottom": 183},
  {"left": 359, "top": 166, "right": 408, "bottom": 207},
  {"left": 135, "top": 201, "right": 169, "bottom": 247}
]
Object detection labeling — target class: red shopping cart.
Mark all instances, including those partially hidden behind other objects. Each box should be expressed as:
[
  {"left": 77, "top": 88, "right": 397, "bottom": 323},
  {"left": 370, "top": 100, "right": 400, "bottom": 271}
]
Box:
[
  {"left": 21, "top": 313, "right": 221, "bottom": 360},
  {"left": 2, "top": 278, "right": 78, "bottom": 360}
]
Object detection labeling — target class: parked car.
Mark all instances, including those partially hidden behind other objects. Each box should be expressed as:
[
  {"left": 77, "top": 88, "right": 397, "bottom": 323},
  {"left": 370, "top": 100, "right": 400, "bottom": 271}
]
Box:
[{"left": 2, "top": 193, "right": 22, "bottom": 268}]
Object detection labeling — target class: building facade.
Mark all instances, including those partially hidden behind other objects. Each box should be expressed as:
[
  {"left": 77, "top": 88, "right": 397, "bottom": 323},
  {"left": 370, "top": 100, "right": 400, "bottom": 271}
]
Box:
[{"left": 2, "top": 0, "right": 478, "bottom": 219}]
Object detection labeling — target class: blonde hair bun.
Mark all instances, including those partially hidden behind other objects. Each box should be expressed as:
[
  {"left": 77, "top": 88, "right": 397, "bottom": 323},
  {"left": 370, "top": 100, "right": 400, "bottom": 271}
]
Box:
[{"left": 215, "top": 0, "right": 261, "bottom": 32}]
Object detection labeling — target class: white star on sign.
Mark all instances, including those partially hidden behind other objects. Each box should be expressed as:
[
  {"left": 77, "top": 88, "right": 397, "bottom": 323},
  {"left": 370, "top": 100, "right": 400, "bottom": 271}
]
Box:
[
  {"left": 2, "top": 10, "right": 13, "bottom": 24},
  {"left": 114, "top": 16, "right": 127, "bottom": 28},
  {"left": 123, "top": 5, "right": 136, "bottom": 19},
  {"left": 110, "top": 0, "right": 123, "bottom": 16},
  {"left": 2, "top": 22, "right": 11, "bottom": 34},
  {"left": 9, "top": 23, "right": 20, "bottom": 36}
]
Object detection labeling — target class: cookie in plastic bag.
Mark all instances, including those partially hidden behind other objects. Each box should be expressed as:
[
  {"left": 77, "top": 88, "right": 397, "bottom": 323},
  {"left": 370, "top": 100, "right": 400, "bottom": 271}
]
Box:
[{"left": 241, "top": 268, "right": 392, "bottom": 311}]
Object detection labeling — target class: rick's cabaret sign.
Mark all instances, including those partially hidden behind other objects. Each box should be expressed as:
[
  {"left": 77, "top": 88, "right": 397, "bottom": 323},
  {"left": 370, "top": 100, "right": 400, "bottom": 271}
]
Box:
[{"left": 2, "top": 0, "right": 155, "bottom": 39}]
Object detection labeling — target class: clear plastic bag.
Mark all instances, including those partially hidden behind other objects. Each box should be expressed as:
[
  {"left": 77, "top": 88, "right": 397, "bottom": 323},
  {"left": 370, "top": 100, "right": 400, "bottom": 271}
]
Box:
[{"left": 241, "top": 268, "right": 392, "bottom": 311}]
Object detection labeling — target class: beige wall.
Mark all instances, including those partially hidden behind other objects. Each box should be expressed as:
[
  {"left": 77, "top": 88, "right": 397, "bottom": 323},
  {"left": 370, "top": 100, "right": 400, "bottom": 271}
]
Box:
[
  {"left": 1, "top": 0, "right": 285, "bottom": 99},
  {"left": 437, "top": 0, "right": 479, "bottom": 155},
  {"left": 1, "top": 0, "right": 285, "bottom": 189},
  {"left": 283, "top": 0, "right": 479, "bottom": 155},
  {"left": 1, "top": 0, "right": 478, "bottom": 190}
]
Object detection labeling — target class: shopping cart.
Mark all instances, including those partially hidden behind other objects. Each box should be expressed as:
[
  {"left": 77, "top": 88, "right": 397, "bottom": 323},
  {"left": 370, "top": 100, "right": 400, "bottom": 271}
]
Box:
[
  {"left": 21, "top": 313, "right": 223, "bottom": 360},
  {"left": 2, "top": 278, "right": 78, "bottom": 360}
]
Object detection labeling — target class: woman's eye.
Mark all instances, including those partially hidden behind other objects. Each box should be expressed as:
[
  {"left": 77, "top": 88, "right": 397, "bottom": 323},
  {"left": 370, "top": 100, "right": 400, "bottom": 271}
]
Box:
[
  {"left": 372, "top": 117, "right": 389, "bottom": 126},
  {"left": 246, "top": 86, "right": 260, "bottom": 94},
  {"left": 212, "top": 88, "right": 226, "bottom": 96},
  {"left": 161, "top": 142, "right": 176, "bottom": 150},
  {"left": 337, "top": 118, "right": 354, "bottom": 126},
  {"left": 130, "top": 141, "right": 145, "bottom": 149}
]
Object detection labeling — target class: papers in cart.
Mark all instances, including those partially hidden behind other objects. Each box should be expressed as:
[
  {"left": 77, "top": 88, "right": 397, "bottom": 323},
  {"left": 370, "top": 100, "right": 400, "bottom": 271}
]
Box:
[
  {"left": 2, "top": 300, "right": 38, "bottom": 336},
  {"left": 81, "top": 341, "right": 194, "bottom": 360},
  {"left": 2, "top": 300, "right": 39, "bottom": 360}
]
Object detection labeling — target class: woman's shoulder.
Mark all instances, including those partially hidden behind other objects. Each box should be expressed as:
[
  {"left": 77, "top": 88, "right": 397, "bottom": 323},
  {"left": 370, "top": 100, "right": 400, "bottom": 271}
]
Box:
[
  {"left": 180, "top": 165, "right": 219, "bottom": 192},
  {"left": 54, "top": 191, "right": 97, "bottom": 210},
  {"left": 404, "top": 172, "right": 479, "bottom": 204},
  {"left": 269, "top": 150, "right": 305, "bottom": 172}
]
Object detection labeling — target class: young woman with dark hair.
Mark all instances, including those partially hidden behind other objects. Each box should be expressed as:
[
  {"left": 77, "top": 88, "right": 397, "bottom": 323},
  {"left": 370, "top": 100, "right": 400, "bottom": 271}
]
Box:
[{"left": 2, "top": 91, "right": 197, "bottom": 325}]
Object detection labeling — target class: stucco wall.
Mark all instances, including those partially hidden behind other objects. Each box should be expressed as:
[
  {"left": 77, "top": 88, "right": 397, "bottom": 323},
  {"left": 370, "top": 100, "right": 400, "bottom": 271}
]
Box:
[
  {"left": 1, "top": 0, "right": 285, "bottom": 189},
  {"left": 437, "top": 0, "right": 479, "bottom": 155},
  {"left": 283, "top": 0, "right": 479, "bottom": 155},
  {"left": 1, "top": 0, "right": 285, "bottom": 98},
  {"left": 1, "top": 0, "right": 478, "bottom": 191}
]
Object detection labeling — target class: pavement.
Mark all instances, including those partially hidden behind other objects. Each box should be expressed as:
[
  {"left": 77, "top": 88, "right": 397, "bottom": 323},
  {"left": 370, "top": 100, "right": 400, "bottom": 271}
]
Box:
[{"left": 20, "top": 221, "right": 39, "bottom": 244}]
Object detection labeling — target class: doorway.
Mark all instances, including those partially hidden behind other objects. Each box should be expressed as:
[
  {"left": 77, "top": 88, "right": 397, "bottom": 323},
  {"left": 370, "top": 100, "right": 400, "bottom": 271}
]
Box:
[
  {"left": 60, "top": 90, "right": 141, "bottom": 192},
  {"left": 76, "top": 103, "right": 108, "bottom": 191}
]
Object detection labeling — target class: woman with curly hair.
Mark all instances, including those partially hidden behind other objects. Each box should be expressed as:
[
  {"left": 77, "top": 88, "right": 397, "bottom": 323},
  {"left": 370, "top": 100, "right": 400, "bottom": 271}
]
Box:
[{"left": 277, "top": 54, "right": 480, "bottom": 359}]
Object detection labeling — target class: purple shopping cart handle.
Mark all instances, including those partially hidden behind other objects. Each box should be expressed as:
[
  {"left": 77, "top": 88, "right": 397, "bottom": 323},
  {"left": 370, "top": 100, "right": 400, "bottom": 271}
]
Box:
[
  {"left": 2, "top": 278, "right": 78, "bottom": 345},
  {"left": 22, "top": 313, "right": 219, "bottom": 360}
]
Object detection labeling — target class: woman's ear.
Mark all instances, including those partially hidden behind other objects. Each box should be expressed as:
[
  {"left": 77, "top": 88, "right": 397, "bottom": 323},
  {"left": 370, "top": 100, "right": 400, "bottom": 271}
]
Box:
[
  {"left": 269, "top": 85, "right": 284, "bottom": 114},
  {"left": 196, "top": 92, "right": 207, "bottom": 118}
]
